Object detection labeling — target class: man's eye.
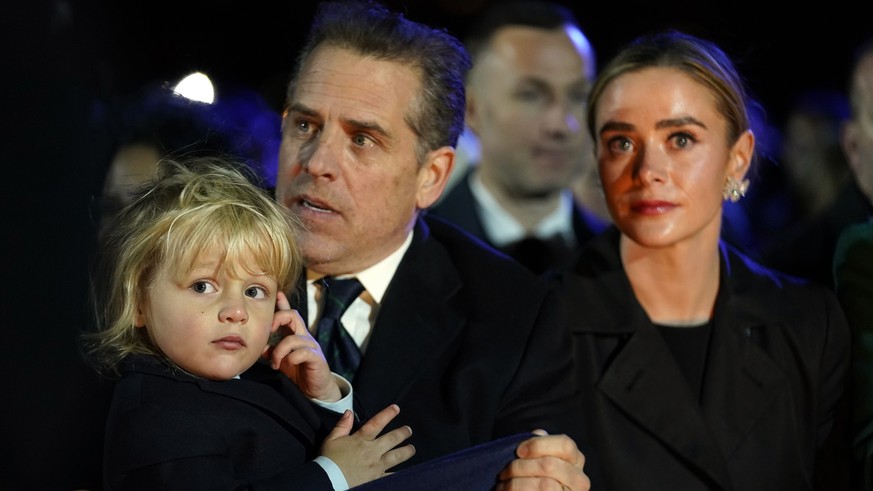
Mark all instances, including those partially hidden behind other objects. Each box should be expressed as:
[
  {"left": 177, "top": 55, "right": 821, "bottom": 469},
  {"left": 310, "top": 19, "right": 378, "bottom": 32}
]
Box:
[
  {"left": 515, "top": 88, "right": 545, "bottom": 103},
  {"left": 192, "top": 281, "right": 215, "bottom": 294},
  {"left": 245, "top": 286, "right": 267, "bottom": 299},
  {"left": 352, "top": 134, "right": 371, "bottom": 146},
  {"left": 569, "top": 88, "right": 590, "bottom": 105}
]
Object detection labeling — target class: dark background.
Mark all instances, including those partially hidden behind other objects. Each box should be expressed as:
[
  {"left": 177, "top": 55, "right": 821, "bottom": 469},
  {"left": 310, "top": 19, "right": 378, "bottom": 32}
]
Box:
[{"left": 3, "top": 0, "right": 869, "bottom": 488}]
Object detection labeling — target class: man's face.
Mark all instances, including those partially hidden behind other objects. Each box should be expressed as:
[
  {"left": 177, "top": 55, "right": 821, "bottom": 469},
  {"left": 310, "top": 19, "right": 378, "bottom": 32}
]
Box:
[
  {"left": 467, "top": 25, "right": 595, "bottom": 198},
  {"left": 276, "top": 46, "right": 449, "bottom": 275},
  {"left": 844, "top": 53, "right": 873, "bottom": 203}
]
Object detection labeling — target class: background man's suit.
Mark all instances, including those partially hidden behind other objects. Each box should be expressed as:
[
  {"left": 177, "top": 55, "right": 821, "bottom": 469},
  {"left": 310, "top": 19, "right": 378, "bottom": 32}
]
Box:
[{"left": 429, "top": 169, "right": 606, "bottom": 273}]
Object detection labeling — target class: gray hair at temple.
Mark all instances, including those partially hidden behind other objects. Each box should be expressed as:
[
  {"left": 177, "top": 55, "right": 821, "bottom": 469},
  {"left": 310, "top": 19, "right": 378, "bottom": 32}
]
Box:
[{"left": 286, "top": 0, "right": 471, "bottom": 164}]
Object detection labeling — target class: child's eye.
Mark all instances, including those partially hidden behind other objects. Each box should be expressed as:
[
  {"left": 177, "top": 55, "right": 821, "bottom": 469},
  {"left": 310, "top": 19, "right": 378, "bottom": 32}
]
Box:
[
  {"left": 245, "top": 286, "right": 268, "bottom": 299},
  {"left": 191, "top": 281, "right": 216, "bottom": 294}
]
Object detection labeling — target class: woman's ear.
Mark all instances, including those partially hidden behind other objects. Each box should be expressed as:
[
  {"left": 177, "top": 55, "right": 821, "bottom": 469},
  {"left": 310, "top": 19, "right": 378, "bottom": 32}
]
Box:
[{"left": 729, "top": 129, "right": 755, "bottom": 180}]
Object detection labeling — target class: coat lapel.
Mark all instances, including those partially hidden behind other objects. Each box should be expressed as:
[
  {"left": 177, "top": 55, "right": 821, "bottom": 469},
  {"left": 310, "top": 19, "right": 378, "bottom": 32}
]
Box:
[
  {"left": 701, "top": 246, "right": 786, "bottom": 459},
  {"left": 581, "top": 230, "right": 732, "bottom": 488},
  {"left": 353, "top": 219, "right": 465, "bottom": 417},
  {"left": 598, "top": 321, "right": 733, "bottom": 489},
  {"left": 217, "top": 363, "right": 323, "bottom": 445}
]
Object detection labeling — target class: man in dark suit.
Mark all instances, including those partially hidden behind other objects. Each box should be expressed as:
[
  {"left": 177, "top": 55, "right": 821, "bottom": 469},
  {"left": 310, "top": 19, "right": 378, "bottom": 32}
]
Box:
[
  {"left": 429, "top": 1, "right": 608, "bottom": 275},
  {"left": 834, "top": 36, "right": 873, "bottom": 489},
  {"left": 274, "top": 2, "right": 589, "bottom": 489}
]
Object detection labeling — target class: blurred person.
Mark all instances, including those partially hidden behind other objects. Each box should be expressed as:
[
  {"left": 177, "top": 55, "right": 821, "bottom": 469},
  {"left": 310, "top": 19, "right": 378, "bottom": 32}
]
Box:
[
  {"left": 275, "top": 1, "right": 590, "bottom": 489},
  {"left": 557, "top": 30, "right": 851, "bottom": 490},
  {"left": 758, "top": 89, "right": 866, "bottom": 288},
  {"left": 834, "top": 36, "right": 873, "bottom": 490},
  {"left": 429, "top": 0, "right": 607, "bottom": 275},
  {"left": 92, "top": 83, "right": 282, "bottom": 237}
]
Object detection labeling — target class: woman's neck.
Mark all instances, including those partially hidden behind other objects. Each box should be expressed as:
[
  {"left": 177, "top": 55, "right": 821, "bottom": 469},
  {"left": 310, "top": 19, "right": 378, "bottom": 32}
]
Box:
[{"left": 621, "top": 233, "right": 721, "bottom": 326}]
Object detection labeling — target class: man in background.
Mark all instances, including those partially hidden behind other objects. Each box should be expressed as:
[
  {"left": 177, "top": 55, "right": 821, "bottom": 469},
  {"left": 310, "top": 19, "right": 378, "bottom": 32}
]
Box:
[{"left": 429, "top": 1, "right": 607, "bottom": 275}]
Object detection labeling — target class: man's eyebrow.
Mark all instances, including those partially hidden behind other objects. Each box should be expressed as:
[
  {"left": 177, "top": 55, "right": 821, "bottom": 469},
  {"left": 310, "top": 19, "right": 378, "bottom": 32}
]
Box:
[
  {"left": 656, "top": 116, "right": 707, "bottom": 130},
  {"left": 287, "top": 102, "right": 318, "bottom": 118},
  {"left": 286, "top": 102, "right": 391, "bottom": 139},
  {"left": 342, "top": 117, "right": 390, "bottom": 140}
]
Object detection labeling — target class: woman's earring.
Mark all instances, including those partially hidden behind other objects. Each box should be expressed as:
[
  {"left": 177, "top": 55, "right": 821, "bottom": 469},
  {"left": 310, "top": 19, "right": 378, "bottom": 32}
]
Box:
[{"left": 723, "top": 176, "right": 750, "bottom": 202}]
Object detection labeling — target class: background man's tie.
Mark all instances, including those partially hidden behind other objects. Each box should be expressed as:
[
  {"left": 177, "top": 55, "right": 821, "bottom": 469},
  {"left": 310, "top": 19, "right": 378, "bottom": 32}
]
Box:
[{"left": 316, "top": 277, "right": 365, "bottom": 381}]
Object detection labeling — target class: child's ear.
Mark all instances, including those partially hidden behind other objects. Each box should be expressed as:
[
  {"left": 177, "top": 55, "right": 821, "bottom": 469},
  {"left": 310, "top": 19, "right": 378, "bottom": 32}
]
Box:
[{"left": 134, "top": 306, "right": 147, "bottom": 328}]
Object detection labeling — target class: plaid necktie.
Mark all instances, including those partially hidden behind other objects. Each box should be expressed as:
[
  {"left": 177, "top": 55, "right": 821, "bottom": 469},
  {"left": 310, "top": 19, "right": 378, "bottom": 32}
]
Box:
[{"left": 316, "top": 277, "right": 366, "bottom": 381}]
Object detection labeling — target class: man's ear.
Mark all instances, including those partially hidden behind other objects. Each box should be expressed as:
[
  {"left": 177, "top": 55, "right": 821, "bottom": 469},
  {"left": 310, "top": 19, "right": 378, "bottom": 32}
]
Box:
[
  {"left": 416, "top": 146, "right": 455, "bottom": 209},
  {"left": 465, "top": 86, "right": 481, "bottom": 137},
  {"left": 842, "top": 120, "right": 863, "bottom": 177}
]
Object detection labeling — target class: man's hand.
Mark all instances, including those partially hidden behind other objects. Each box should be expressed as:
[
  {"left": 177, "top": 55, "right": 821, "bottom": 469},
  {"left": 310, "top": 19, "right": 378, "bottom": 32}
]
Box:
[{"left": 495, "top": 430, "right": 589, "bottom": 491}]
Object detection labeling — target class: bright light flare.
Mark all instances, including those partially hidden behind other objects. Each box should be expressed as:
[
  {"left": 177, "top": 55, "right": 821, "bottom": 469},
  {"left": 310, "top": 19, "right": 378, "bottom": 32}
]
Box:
[{"left": 172, "top": 72, "right": 215, "bottom": 103}]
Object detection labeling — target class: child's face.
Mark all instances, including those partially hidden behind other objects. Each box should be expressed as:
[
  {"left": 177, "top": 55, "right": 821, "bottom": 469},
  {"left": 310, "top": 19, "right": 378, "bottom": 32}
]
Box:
[{"left": 136, "top": 250, "right": 279, "bottom": 380}]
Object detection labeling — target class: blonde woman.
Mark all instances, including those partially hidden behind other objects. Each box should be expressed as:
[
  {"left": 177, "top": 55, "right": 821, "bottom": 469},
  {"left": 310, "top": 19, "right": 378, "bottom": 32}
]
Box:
[{"left": 559, "top": 31, "right": 851, "bottom": 490}]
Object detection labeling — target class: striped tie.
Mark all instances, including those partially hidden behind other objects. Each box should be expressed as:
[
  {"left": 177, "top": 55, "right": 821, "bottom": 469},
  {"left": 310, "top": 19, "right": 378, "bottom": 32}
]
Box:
[{"left": 316, "top": 277, "right": 366, "bottom": 381}]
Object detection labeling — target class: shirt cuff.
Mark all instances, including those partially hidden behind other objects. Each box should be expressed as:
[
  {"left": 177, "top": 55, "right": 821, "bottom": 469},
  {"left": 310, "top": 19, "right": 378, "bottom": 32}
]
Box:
[
  {"left": 314, "top": 455, "right": 350, "bottom": 491},
  {"left": 310, "top": 373, "right": 354, "bottom": 414}
]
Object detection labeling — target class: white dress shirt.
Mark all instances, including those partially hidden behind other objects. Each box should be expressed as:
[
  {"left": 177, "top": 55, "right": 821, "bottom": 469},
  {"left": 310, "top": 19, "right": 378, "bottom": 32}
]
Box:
[
  {"left": 306, "top": 231, "right": 414, "bottom": 353},
  {"left": 469, "top": 170, "right": 576, "bottom": 247}
]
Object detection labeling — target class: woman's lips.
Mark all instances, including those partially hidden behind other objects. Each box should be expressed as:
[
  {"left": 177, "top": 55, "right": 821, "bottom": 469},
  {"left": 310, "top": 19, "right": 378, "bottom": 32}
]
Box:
[{"left": 631, "top": 200, "right": 676, "bottom": 215}]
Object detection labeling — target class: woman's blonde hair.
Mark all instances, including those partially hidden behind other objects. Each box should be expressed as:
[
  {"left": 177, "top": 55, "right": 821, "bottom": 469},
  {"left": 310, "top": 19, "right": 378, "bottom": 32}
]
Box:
[{"left": 86, "top": 157, "right": 302, "bottom": 376}]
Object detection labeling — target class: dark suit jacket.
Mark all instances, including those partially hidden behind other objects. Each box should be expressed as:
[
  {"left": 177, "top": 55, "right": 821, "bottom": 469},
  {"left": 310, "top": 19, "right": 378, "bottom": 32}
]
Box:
[
  {"left": 834, "top": 220, "right": 873, "bottom": 489},
  {"left": 103, "top": 355, "right": 337, "bottom": 490},
  {"left": 428, "top": 168, "right": 608, "bottom": 273},
  {"left": 556, "top": 227, "right": 851, "bottom": 491},
  {"left": 296, "top": 214, "right": 584, "bottom": 468}
]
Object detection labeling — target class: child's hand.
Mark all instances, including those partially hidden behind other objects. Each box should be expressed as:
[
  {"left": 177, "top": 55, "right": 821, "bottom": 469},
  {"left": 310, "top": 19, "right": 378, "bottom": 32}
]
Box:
[
  {"left": 267, "top": 291, "right": 342, "bottom": 402},
  {"left": 320, "top": 404, "right": 415, "bottom": 488}
]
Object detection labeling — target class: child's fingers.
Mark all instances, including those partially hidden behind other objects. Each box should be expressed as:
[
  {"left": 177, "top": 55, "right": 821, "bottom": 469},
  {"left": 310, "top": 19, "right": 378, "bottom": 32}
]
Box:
[
  {"left": 325, "top": 410, "right": 355, "bottom": 441},
  {"left": 270, "top": 334, "right": 324, "bottom": 368},
  {"left": 276, "top": 291, "right": 291, "bottom": 311},
  {"left": 355, "top": 404, "right": 402, "bottom": 439},
  {"left": 381, "top": 443, "right": 416, "bottom": 468},
  {"left": 273, "top": 308, "right": 308, "bottom": 337}
]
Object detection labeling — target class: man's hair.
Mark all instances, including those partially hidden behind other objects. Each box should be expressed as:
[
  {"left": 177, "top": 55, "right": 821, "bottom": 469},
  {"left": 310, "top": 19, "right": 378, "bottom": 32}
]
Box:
[
  {"left": 464, "top": 1, "right": 581, "bottom": 64},
  {"left": 286, "top": 0, "right": 471, "bottom": 162}
]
